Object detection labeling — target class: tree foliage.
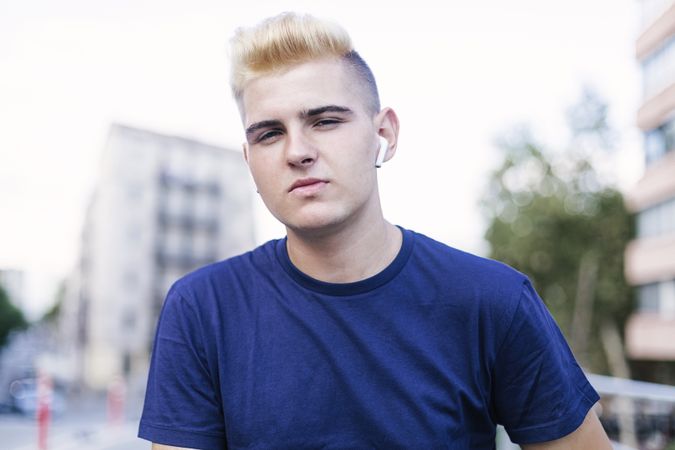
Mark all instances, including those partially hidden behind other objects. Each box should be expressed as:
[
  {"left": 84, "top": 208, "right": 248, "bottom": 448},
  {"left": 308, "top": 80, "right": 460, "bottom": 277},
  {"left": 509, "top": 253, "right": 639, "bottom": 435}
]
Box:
[
  {"left": 0, "top": 283, "right": 28, "bottom": 350},
  {"left": 481, "top": 89, "right": 634, "bottom": 374},
  {"left": 41, "top": 281, "right": 64, "bottom": 323}
]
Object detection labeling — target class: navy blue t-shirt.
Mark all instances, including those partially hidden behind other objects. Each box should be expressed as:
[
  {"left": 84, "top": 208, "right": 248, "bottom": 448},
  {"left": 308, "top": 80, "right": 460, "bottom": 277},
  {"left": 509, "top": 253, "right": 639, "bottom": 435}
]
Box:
[{"left": 139, "top": 228, "right": 599, "bottom": 449}]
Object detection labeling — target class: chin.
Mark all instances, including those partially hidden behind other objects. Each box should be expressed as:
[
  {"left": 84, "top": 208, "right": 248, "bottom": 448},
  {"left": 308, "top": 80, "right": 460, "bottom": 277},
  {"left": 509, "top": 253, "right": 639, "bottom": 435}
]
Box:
[
  {"left": 287, "top": 216, "right": 343, "bottom": 234},
  {"left": 280, "top": 209, "right": 350, "bottom": 236}
]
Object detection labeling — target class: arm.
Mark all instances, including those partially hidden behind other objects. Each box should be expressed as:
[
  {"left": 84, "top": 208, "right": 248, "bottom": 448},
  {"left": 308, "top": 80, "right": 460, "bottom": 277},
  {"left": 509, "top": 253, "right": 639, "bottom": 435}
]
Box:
[
  {"left": 138, "top": 288, "right": 227, "bottom": 449},
  {"left": 522, "top": 407, "right": 612, "bottom": 450},
  {"left": 493, "top": 281, "right": 605, "bottom": 445}
]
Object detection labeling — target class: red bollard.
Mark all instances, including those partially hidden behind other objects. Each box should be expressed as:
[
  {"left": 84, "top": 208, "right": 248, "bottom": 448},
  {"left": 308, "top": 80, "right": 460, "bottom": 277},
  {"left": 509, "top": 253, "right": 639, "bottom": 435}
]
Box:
[
  {"left": 106, "top": 376, "right": 126, "bottom": 426},
  {"left": 36, "top": 373, "right": 52, "bottom": 450}
]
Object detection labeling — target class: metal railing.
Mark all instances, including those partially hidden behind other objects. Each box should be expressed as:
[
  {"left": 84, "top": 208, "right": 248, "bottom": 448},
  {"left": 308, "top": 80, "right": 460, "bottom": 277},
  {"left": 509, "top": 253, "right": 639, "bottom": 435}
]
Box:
[{"left": 496, "top": 374, "right": 675, "bottom": 450}]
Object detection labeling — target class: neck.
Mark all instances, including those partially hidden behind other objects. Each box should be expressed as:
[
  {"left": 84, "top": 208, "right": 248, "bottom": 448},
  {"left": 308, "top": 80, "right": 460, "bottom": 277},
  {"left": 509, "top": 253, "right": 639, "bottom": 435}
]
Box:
[{"left": 285, "top": 214, "right": 402, "bottom": 283}]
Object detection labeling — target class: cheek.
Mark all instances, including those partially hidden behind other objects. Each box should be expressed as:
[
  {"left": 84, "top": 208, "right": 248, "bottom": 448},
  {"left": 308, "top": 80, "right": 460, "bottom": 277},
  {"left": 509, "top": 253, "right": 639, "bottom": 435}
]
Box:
[
  {"left": 248, "top": 162, "right": 274, "bottom": 192},
  {"left": 333, "top": 155, "right": 378, "bottom": 199},
  {"left": 339, "top": 143, "right": 377, "bottom": 177},
  {"left": 329, "top": 133, "right": 374, "bottom": 168}
]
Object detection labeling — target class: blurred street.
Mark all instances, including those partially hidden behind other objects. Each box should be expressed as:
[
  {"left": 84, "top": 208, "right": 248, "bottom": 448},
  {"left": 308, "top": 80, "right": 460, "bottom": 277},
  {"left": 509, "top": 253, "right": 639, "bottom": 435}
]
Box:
[{"left": 0, "top": 392, "right": 147, "bottom": 450}]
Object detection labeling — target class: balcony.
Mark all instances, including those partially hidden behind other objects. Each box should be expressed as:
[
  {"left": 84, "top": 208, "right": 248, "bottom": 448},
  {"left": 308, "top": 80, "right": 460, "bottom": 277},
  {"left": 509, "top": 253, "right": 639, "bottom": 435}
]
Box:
[
  {"left": 637, "top": 83, "right": 675, "bottom": 131},
  {"left": 625, "top": 150, "right": 675, "bottom": 211},
  {"left": 626, "top": 313, "right": 675, "bottom": 359},
  {"left": 625, "top": 234, "right": 675, "bottom": 285},
  {"left": 637, "top": 2, "right": 675, "bottom": 61}
]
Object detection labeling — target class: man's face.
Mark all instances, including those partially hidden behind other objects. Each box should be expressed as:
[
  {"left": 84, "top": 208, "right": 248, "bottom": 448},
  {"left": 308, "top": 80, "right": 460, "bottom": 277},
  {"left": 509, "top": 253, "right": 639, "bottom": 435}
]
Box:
[{"left": 241, "top": 57, "right": 388, "bottom": 235}]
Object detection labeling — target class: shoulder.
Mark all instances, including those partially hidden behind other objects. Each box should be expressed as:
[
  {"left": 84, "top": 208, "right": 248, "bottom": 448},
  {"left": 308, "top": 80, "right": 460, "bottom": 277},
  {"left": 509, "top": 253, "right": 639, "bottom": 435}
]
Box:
[
  {"left": 402, "top": 229, "right": 537, "bottom": 343},
  {"left": 408, "top": 229, "right": 528, "bottom": 295},
  {"left": 168, "top": 238, "right": 281, "bottom": 307}
]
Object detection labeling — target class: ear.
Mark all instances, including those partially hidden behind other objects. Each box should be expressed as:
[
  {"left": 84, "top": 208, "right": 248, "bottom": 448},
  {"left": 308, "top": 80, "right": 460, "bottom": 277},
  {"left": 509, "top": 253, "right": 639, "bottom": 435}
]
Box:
[{"left": 375, "top": 107, "right": 400, "bottom": 164}]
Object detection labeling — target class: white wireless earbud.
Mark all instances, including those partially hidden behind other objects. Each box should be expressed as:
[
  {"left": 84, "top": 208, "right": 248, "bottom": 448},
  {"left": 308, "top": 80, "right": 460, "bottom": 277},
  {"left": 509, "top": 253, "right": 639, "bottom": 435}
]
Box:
[{"left": 375, "top": 137, "right": 388, "bottom": 168}]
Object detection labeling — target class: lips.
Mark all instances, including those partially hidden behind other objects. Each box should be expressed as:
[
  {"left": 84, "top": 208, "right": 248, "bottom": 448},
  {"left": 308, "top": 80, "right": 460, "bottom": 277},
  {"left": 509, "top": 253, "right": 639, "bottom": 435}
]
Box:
[{"left": 288, "top": 178, "right": 328, "bottom": 194}]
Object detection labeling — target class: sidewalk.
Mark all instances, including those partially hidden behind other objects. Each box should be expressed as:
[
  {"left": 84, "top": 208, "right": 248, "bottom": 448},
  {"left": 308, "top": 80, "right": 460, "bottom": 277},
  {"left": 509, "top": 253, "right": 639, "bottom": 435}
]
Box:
[{"left": 0, "top": 389, "right": 147, "bottom": 450}]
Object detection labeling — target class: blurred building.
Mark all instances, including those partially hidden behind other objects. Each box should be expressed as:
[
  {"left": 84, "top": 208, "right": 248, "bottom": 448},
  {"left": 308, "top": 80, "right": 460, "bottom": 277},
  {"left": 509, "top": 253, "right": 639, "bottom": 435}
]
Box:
[
  {"left": 625, "top": 0, "right": 675, "bottom": 368},
  {"left": 0, "top": 269, "right": 25, "bottom": 312},
  {"left": 60, "top": 124, "right": 255, "bottom": 389}
]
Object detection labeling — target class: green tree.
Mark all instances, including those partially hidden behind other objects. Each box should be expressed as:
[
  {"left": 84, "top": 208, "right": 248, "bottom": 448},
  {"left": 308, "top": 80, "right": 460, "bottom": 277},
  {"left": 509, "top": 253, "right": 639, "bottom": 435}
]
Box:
[
  {"left": 0, "top": 283, "right": 28, "bottom": 350},
  {"left": 481, "top": 89, "right": 634, "bottom": 375},
  {"left": 41, "top": 281, "right": 64, "bottom": 323}
]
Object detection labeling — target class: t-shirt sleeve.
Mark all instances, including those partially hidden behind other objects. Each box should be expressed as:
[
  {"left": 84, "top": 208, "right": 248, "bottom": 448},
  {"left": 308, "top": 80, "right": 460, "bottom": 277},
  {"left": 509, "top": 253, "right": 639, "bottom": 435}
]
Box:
[
  {"left": 493, "top": 280, "right": 600, "bottom": 445},
  {"left": 138, "top": 286, "right": 227, "bottom": 449}
]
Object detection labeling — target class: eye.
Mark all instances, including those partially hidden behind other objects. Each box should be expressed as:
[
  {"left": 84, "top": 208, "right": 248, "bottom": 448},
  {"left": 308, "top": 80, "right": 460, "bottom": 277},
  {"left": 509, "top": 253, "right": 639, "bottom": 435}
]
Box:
[
  {"left": 257, "top": 129, "right": 283, "bottom": 144},
  {"left": 314, "top": 118, "right": 341, "bottom": 128}
]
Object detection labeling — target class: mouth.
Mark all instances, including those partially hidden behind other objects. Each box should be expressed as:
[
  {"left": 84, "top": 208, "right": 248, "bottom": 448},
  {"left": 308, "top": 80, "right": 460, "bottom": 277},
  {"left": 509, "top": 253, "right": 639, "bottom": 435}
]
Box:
[{"left": 288, "top": 178, "right": 329, "bottom": 195}]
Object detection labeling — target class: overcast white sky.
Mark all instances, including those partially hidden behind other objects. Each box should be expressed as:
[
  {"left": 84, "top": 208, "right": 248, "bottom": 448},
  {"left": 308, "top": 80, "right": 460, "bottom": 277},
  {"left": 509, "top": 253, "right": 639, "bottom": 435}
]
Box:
[{"left": 0, "top": 0, "right": 644, "bottom": 317}]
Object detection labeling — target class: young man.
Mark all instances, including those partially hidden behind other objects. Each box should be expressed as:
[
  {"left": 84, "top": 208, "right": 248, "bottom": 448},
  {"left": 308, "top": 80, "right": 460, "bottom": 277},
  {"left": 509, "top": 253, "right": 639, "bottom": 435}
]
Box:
[{"left": 139, "top": 13, "right": 612, "bottom": 449}]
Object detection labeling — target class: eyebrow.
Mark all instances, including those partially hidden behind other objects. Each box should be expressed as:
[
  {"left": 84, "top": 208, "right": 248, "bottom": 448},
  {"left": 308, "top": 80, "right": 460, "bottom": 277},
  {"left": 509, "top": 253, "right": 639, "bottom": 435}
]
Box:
[
  {"left": 245, "top": 105, "right": 353, "bottom": 138},
  {"left": 300, "top": 105, "right": 354, "bottom": 118},
  {"left": 245, "top": 119, "right": 283, "bottom": 137}
]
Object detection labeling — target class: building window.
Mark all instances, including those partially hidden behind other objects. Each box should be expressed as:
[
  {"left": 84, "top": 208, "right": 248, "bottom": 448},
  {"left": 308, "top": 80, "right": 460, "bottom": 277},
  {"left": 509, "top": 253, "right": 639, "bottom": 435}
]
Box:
[
  {"left": 644, "top": 118, "right": 675, "bottom": 166},
  {"left": 121, "top": 310, "right": 136, "bottom": 331},
  {"left": 645, "top": 128, "right": 666, "bottom": 165},
  {"left": 643, "top": 34, "right": 675, "bottom": 100},
  {"left": 637, "top": 197, "right": 675, "bottom": 238},
  {"left": 638, "top": 283, "right": 661, "bottom": 313},
  {"left": 638, "top": 280, "right": 675, "bottom": 316}
]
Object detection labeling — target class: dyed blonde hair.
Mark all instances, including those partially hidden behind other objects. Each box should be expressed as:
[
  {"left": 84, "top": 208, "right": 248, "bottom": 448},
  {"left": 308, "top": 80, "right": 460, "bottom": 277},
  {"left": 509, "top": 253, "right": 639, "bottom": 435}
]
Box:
[{"left": 229, "top": 12, "right": 380, "bottom": 114}]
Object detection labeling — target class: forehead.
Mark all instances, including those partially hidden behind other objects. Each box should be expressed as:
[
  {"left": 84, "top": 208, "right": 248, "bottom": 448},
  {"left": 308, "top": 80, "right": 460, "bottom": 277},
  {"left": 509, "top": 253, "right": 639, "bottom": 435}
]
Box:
[{"left": 241, "top": 58, "right": 366, "bottom": 124}]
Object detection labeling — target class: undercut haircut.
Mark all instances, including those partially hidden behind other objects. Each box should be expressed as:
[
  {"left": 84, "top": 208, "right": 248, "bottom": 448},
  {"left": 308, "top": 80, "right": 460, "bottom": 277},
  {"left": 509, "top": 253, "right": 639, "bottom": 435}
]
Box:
[{"left": 229, "top": 12, "right": 381, "bottom": 115}]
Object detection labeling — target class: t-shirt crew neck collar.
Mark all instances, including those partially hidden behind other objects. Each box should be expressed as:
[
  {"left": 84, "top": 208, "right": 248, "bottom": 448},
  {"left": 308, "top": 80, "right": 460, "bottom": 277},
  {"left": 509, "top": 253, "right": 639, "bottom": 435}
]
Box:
[{"left": 275, "top": 226, "right": 415, "bottom": 296}]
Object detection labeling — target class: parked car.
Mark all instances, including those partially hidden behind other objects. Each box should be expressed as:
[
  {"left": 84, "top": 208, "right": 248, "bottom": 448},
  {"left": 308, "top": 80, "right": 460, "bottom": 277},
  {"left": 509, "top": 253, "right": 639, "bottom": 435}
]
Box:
[{"left": 8, "top": 378, "right": 66, "bottom": 416}]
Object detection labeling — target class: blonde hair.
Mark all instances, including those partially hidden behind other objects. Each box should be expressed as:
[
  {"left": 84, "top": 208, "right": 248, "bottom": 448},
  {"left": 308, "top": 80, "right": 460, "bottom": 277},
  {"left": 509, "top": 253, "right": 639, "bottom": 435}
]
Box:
[{"left": 229, "top": 12, "right": 380, "bottom": 113}]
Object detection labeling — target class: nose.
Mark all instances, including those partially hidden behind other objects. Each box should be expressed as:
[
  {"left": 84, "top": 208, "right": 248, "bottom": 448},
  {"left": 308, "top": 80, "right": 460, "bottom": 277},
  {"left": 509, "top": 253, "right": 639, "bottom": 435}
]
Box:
[{"left": 284, "top": 130, "right": 317, "bottom": 168}]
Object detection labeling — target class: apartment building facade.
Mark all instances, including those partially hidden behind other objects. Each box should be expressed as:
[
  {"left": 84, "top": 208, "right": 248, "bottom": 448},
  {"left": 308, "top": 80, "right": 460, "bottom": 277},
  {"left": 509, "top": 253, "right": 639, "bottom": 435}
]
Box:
[
  {"left": 625, "top": 0, "right": 675, "bottom": 367},
  {"left": 61, "top": 124, "right": 255, "bottom": 389}
]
